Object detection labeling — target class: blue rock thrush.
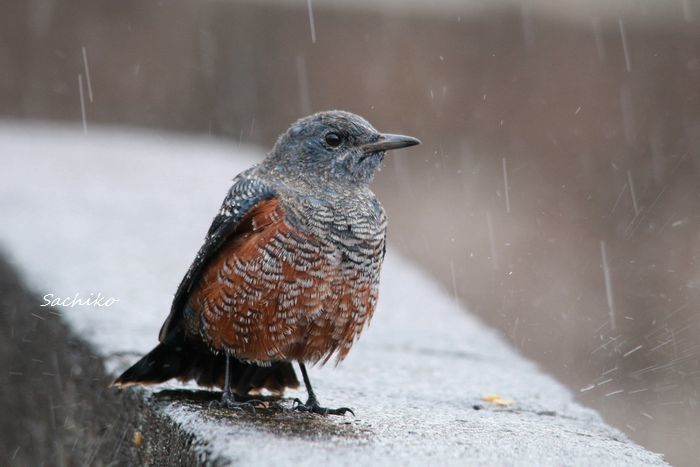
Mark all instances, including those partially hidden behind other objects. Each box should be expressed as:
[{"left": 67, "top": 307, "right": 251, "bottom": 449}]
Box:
[{"left": 112, "top": 110, "right": 420, "bottom": 415}]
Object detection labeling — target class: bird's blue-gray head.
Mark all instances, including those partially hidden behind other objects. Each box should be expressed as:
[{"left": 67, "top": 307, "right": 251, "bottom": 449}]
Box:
[{"left": 265, "top": 110, "right": 420, "bottom": 187}]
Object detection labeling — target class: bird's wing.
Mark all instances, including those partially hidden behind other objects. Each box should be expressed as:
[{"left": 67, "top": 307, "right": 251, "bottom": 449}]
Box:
[{"left": 158, "top": 172, "right": 277, "bottom": 342}]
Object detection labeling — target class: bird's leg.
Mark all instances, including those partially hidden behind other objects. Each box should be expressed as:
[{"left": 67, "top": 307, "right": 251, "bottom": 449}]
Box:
[
  {"left": 293, "top": 363, "right": 354, "bottom": 416},
  {"left": 208, "top": 354, "right": 259, "bottom": 413}
]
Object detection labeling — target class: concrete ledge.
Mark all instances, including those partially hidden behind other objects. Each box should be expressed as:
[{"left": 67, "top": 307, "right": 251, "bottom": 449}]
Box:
[
  {"left": 0, "top": 260, "right": 201, "bottom": 465},
  {"left": 0, "top": 123, "right": 667, "bottom": 466}
]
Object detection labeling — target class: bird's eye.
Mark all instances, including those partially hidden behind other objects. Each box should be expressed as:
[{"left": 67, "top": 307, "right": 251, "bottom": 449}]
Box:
[{"left": 324, "top": 132, "right": 342, "bottom": 148}]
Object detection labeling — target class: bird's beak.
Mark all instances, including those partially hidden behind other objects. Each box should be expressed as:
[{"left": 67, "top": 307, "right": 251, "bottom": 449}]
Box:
[{"left": 361, "top": 133, "right": 421, "bottom": 154}]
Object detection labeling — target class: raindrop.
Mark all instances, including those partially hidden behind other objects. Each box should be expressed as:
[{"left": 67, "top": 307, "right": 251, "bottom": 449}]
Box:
[
  {"left": 78, "top": 73, "right": 88, "bottom": 135},
  {"left": 307, "top": 0, "right": 317, "bottom": 44},
  {"left": 600, "top": 240, "right": 616, "bottom": 330},
  {"left": 682, "top": 0, "right": 693, "bottom": 21},
  {"left": 618, "top": 19, "right": 631, "bottom": 72},
  {"left": 295, "top": 55, "right": 311, "bottom": 115},
  {"left": 623, "top": 344, "right": 643, "bottom": 357},
  {"left": 449, "top": 259, "right": 460, "bottom": 307},
  {"left": 590, "top": 16, "right": 606, "bottom": 62},
  {"left": 486, "top": 211, "right": 498, "bottom": 270},
  {"left": 610, "top": 183, "right": 628, "bottom": 216},
  {"left": 81, "top": 46, "right": 94, "bottom": 103},
  {"left": 627, "top": 169, "right": 639, "bottom": 217},
  {"left": 502, "top": 157, "right": 510, "bottom": 213},
  {"left": 521, "top": 3, "right": 535, "bottom": 50}
]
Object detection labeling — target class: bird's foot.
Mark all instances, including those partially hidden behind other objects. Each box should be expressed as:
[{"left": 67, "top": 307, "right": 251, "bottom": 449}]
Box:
[
  {"left": 208, "top": 392, "right": 262, "bottom": 414},
  {"left": 292, "top": 397, "right": 354, "bottom": 416}
]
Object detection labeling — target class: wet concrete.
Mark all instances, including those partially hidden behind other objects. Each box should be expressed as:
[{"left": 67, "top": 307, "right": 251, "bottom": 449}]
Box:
[{"left": 0, "top": 124, "right": 667, "bottom": 465}]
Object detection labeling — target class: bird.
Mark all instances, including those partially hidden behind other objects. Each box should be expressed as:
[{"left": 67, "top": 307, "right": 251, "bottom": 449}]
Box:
[{"left": 112, "top": 110, "right": 420, "bottom": 415}]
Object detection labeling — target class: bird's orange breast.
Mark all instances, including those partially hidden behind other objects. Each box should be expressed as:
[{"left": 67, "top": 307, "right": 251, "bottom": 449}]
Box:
[{"left": 188, "top": 198, "right": 379, "bottom": 364}]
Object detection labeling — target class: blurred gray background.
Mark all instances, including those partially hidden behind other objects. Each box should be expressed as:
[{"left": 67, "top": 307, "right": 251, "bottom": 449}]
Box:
[{"left": 2, "top": 0, "right": 699, "bottom": 465}]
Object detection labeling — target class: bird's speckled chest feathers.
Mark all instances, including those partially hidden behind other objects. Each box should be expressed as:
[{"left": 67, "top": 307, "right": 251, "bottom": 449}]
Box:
[
  {"left": 187, "top": 164, "right": 388, "bottom": 364},
  {"left": 258, "top": 164, "right": 388, "bottom": 269}
]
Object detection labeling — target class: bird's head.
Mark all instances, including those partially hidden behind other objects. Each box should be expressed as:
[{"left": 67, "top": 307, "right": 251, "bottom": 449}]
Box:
[{"left": 266, "top": 110, "right": 420, "bottom": 187}]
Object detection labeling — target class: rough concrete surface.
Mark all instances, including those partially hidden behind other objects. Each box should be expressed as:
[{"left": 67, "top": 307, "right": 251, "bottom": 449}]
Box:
[
  {"left": 0, "top": 262, "right": 201, "bottom": 466},
  {"left": 0, "top": 123, "right": 667, "bottom": 466}
]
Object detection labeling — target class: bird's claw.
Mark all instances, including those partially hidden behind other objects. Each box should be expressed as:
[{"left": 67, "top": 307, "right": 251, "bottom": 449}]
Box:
[
  {"left": 208, "top": 393, "right": 261, "bottom": 414},
  {"left": 292, "top": 398, "right": 354, "bottom": 416}
]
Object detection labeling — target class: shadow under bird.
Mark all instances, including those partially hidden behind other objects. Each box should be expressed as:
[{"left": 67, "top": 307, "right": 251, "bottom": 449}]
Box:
[{"left": 112, "top": 110, "right": 420, "bottom": 415}]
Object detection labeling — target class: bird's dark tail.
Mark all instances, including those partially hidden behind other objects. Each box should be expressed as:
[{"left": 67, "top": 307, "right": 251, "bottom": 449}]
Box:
[{"left": 111, "top": 341, "right": 299, "bottom": 395}]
